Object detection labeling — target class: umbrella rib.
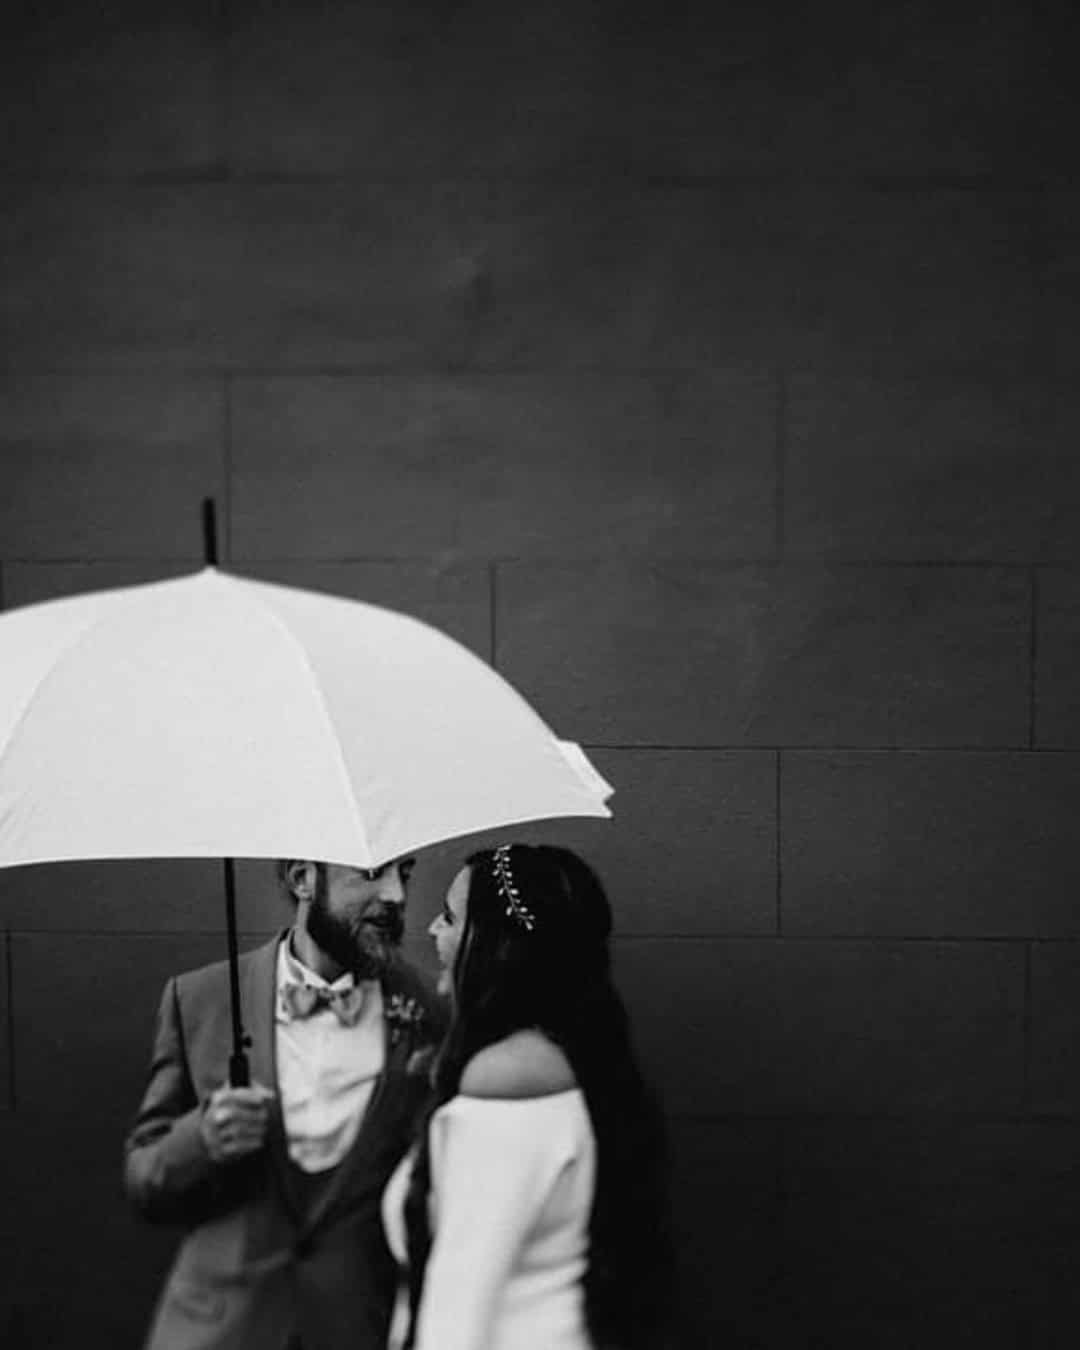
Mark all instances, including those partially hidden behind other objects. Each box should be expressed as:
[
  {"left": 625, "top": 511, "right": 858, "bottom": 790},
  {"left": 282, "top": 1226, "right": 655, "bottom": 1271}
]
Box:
[
  {"left": 232, "top": 578, "right": 375, "bottom": 866},
  {"left": 0, "top": 603, "right": 110, "bottom": 767}
]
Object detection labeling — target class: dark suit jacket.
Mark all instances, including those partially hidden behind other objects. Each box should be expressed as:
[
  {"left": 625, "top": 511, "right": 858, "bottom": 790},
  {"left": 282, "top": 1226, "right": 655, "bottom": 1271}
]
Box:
[{"left": 124, "top": 934, "right": 445, "bottom": 1350}]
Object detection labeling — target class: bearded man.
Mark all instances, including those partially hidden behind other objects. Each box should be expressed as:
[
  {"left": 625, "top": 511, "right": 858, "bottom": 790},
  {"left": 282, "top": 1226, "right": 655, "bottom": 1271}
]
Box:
[{"left": 125, "top": 858, "right": 445, "bottom": 1350}]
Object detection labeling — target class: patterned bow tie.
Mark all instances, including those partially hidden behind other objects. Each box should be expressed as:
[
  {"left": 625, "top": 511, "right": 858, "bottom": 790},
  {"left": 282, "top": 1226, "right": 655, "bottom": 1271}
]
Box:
[{"left": 281, "top": 981, "right": 367, "bottom": 1027}]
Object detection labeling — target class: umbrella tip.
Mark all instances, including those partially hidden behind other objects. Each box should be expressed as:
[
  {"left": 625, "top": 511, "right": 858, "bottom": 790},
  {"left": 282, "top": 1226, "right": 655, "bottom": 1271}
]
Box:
[{"left": 202, "top": 498, "right": 219, "bottom": 566}]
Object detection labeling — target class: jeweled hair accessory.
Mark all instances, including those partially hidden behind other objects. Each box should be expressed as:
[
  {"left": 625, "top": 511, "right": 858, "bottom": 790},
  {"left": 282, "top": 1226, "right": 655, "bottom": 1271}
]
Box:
[{"left": 492, "top": 844, "right": 536, "bottom": 932}]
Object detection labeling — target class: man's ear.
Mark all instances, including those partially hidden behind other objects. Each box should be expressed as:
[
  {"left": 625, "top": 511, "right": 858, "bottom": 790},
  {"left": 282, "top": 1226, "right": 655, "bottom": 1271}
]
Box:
[{"left": 285, "top": 860, "right": 317, "bottom": 903}]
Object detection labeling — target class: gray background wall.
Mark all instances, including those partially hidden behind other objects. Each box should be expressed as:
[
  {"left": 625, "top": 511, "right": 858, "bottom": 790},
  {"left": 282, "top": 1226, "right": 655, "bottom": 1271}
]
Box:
[{"left": 2, "top": 1, "right": 1080, "bottom": 1346}]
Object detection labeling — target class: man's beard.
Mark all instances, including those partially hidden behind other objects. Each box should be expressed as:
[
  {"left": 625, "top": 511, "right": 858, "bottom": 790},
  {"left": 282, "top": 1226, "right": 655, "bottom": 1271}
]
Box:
[{"left": 306, "top": 879, "right": 404, "bottom": 978}]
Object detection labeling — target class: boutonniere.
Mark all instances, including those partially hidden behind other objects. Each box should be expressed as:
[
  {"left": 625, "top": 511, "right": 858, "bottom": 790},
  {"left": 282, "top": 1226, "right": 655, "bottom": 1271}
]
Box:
[{"left": 384, "top": 993, "right": 425, "bottom": 1045}]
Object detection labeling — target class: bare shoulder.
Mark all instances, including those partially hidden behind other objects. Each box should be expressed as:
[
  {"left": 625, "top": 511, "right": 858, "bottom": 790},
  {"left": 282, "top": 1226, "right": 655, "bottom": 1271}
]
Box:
[{"left": 460, "top": 1030, "right": 578, "bottom": 1099}]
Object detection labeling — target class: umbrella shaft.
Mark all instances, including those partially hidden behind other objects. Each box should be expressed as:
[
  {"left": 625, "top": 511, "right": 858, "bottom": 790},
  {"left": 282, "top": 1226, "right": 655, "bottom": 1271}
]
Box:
[{"left": 223, "top": 857, "right": 250, "bottom": 1086}]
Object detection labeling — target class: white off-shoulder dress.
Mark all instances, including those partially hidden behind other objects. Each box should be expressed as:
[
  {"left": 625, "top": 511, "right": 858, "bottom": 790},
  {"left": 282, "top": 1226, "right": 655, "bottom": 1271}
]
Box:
[{"left": 381, "top": 1089, "right": 597, "bottom": 1350}]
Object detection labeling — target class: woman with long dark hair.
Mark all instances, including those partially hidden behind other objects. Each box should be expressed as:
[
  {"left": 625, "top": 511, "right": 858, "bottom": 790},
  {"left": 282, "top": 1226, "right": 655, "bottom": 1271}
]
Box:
[{"left": 380, "top": 843, "right": 671, "bottom": 1350}]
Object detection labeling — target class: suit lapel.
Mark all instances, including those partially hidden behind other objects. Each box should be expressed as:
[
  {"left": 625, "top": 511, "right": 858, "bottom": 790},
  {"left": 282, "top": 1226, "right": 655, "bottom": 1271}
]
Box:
[
  {"left": 242, "top": 932, "right": 281, "bottom": 1090},
  {"left": 242, "top": 931, "right": 301, "bottom": 1218},
  {"left": 356, "top": 971, "right": 413, "bottom": 1137}
]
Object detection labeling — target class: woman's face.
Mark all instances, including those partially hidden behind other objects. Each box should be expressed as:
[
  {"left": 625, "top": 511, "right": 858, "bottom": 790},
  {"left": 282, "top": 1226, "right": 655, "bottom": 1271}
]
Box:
[{"left": 428, "top": 865, "right": 470, "bottom": 995}]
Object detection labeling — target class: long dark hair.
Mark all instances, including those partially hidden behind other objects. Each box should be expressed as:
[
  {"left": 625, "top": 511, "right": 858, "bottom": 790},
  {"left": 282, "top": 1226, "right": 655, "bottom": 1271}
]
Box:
[{"left": 402, "top": 844, "right": 671, "bottom": 1349}]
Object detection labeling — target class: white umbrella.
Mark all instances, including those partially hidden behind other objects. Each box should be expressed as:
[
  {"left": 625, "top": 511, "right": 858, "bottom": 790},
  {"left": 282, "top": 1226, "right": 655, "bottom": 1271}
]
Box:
[
  {"left": 0, "top": 567, "right": 611, "bottom": 867},
  {"left": 0, "top": 551, "right": 612, "bottom": 1079}
]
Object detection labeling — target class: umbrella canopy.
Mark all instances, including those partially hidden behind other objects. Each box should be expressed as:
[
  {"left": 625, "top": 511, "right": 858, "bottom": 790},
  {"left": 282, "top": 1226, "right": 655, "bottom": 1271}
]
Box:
[{"left": 0, "top": 567, "right": 612, "bottom": 870}]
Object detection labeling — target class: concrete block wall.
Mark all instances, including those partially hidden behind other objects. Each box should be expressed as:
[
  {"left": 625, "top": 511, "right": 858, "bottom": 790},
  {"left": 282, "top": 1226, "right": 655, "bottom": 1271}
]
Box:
[{"left": 2, "top": 2, "right": 1078, "bottom": 1345}]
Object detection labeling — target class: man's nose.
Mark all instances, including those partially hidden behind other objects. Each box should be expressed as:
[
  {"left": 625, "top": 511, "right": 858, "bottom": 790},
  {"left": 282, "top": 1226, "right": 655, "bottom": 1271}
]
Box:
[{"left": 378, "top": 865, "right": 406, "bottom": 904}]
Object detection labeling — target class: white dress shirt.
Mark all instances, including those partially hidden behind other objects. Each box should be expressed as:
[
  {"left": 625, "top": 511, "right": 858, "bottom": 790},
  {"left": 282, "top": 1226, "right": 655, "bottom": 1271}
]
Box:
[{"left": 275, "top": 936, "right": 385, "bottom": 1173}]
